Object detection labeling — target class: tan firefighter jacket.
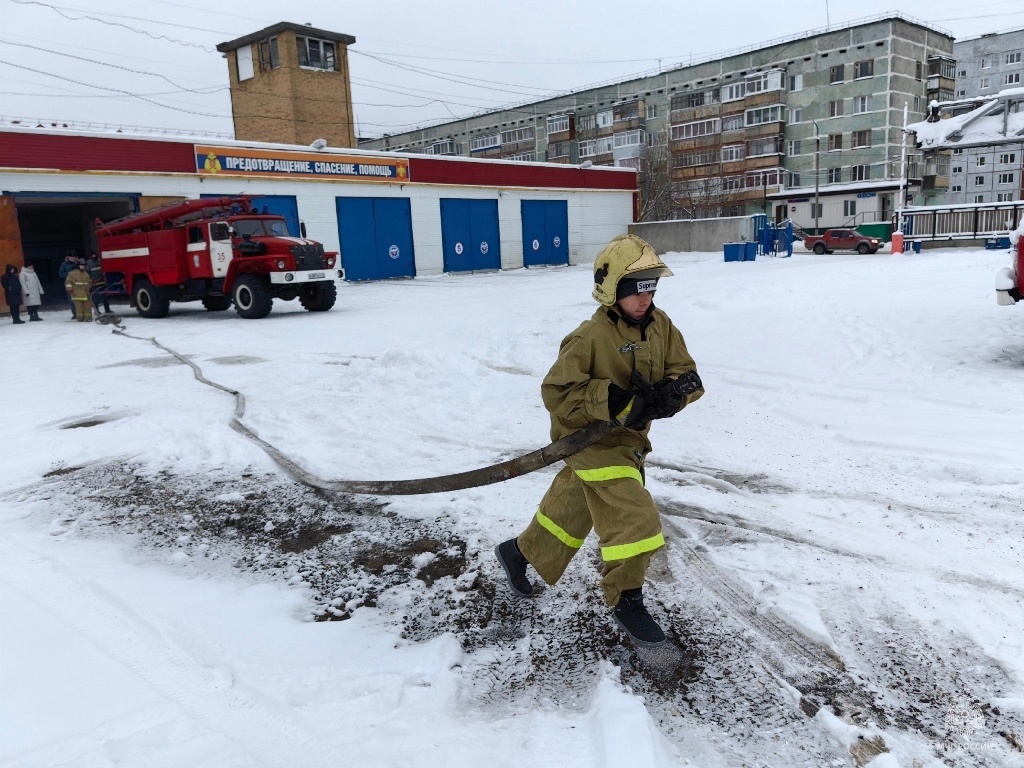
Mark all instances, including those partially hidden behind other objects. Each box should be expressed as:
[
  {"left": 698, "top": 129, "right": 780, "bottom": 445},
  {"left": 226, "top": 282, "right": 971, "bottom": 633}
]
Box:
[
  {"left": 541, "top": 304, "right": 703, "bottom": 464},
  {"left": 65, "top": 267, "right": 93, "bottom": 301}
]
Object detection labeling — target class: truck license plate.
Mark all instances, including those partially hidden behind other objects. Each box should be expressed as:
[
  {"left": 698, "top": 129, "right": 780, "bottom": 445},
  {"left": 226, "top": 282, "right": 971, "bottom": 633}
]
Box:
[{"left": 307, "top": 272, "right": 325, "bottom": 279}]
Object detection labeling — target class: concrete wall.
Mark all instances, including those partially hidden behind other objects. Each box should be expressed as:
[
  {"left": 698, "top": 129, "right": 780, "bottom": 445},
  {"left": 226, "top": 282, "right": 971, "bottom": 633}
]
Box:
[{"left": 629, "top": 216, "right": 751, "bottom": 254}]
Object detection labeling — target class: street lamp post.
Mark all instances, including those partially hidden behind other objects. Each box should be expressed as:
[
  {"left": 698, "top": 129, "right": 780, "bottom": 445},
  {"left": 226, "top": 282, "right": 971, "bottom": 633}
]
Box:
[{"left": 812, "top": 119, "right": 821, "bottom": 235}]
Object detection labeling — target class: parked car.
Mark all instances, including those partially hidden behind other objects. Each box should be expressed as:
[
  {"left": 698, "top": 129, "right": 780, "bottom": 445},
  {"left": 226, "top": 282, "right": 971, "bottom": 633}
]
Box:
[{"left": 803, "top": 229, "right": 882, "bottom": 254}]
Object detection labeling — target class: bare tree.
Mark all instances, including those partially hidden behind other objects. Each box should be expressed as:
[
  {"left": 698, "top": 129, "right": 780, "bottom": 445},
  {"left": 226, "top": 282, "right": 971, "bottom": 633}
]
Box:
[{"left": 638, "top": 141, "right": 673, "bottom": 222}]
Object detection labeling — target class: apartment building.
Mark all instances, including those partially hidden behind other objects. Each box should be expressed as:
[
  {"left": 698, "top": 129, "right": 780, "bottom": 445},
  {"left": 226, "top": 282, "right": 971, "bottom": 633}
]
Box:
[
  {"left": 920, "top": 29, "right": 1024, "bottom": 206},
  {"left": 360, "top": 15, "right": 955, "bottom": 231}
]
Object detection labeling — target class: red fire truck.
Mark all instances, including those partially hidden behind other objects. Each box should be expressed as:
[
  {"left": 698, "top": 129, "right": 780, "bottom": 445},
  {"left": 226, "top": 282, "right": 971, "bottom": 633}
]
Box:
[{"left": 96, "top": 196, "right": 338, "bottom": 319}]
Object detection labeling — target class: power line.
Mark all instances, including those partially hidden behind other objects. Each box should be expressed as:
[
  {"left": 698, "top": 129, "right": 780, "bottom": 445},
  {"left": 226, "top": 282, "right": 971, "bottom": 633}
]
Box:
[{"left": 8, "top": 0, "right": 218, "bottom": 51}]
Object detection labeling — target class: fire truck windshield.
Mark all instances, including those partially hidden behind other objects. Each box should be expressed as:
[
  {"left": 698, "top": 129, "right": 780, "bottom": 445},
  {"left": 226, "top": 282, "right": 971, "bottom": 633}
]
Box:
[{"left": 233, "top": 219, "right": 289, "bottom": 237}]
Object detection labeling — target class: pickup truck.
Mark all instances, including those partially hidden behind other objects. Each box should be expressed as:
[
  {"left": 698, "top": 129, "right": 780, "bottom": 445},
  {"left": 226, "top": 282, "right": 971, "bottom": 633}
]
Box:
[{"left": 803, "top": 229, "right": 882, "bottom": 255}]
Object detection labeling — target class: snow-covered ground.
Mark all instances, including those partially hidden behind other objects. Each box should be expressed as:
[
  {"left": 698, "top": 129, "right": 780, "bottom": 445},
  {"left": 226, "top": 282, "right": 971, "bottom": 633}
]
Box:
[{"left": 2, "top": 245, "right": 1023, "bottom": 768}]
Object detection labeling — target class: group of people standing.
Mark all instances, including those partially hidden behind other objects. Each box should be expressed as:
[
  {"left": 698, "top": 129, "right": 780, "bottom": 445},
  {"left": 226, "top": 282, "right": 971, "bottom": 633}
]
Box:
[{"left": 3, "top": 253, "right": 112, "bottom": 324}]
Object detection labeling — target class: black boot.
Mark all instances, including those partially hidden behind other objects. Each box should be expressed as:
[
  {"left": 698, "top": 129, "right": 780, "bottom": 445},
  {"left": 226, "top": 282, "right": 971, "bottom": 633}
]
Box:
[
  {"left": 494, "top": 538, "right": 534, "bottom": 597},
  {"left": 613, "top": 587, "right": 666, "bottom": 646}
]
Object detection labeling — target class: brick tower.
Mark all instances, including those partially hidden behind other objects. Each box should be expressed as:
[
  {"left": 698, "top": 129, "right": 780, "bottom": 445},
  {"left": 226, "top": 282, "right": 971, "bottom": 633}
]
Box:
[{"left": 217, "top": 22, "right": 357, "bottom": 148}]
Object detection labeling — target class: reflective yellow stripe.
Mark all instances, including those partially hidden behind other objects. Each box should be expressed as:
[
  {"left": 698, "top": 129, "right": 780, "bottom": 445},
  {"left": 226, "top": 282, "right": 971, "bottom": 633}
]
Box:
[
  {"left": 601, "top": 533, "right": 665, "bottom": 561},
  {"left": 536, "top": 510, "right": 585, "bottom": 549},
  {"left": 614, "top": 399, "right": 633, "bottom": 424},
  {"left": 574, "top": 466, "right": 643, "bottom": 484}
]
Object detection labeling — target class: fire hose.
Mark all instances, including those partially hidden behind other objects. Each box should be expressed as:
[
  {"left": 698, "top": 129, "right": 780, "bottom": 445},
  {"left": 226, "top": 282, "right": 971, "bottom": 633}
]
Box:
[{"left": 112, "top": 326, "right": 698, "bottom": 496}]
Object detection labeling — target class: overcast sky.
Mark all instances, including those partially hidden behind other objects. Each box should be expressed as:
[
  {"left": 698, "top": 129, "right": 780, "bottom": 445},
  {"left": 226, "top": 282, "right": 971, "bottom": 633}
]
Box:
[{"left": 3, "top": 0, "right": 1023, "bottom": 140}]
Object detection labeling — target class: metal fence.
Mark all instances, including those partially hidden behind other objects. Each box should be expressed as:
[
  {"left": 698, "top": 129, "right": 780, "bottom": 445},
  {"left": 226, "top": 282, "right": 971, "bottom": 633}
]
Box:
[{"left": 901, "top": 202, "right": 1024, "bottom": 240}]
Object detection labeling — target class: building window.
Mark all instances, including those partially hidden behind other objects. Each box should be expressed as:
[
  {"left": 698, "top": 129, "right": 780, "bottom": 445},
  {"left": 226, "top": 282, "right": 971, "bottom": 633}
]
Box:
[
  {"left": 746, "top": 70, "right": 784, "bottom": 94},
  {"left": 997, "top": 192, "right": 1015, "bottom": 202},
  {"left": 722, "top": 114, "right": 744, "bottom": 132},
  {"left": 721, "top": 144, "right": 745, "bottom": 162},
  {"left": 811, "top": 202, "right": 823, "bottom": 219},
  {"left": 596, "top": 136, "right": 613, "bottom": 153},
  {"left": 546, "top": 115, "right": 570, "bottom": 134},
  {"left": 981, "top": 77, "right": 991, "bottom": 89},
  {"left": 578, "top": 114, "right": 596, "bottom": 131},
  {"left": 958, "top": 69, "right": 967, "bottom": 78},
  {"left": 722, "top": 82, "right": 746, "bottom": 102},
  {"left": 258, "top": 36, "right": 279, "bottom": 70},
  {"left": 952, "top": 164, "right": 963, "bottom": 174},
  {"left": 676, "top": 149, "right": 717, "bottom": 168},
  {"left": 788, "top": 139, "right": 802, "bottom": 156},
  {"left": 950, "top": 184, "right": 962, "bottom": 192},
  {"left": 830, "top": 64, "right": 845, "bottom": 83},
  {"left": 853, "top": 95, "right": 869, "bottom": 113},
  {"left": 975, "top": 176, "right": 985, "bottom": 186},
  {"left": 577, "top": 140, "right": 596, "bottom": 158},
  {"left": 470, "top": 133, "right": 500, "bottom": 151},
  {"left": 999, "top": 172, "right": 1015, "bottom": 184},
  {"left": 506, "top": 152, "right": 536, "bottom": 162},
  {"left": 828, "top": 134, "right": 843, "bottom": 151},
  {"left": 828, "top": 167, "right": 843, "bottom": 183},
  {"left": 829, "top": 99, "right": 844, "bottom": 117},
  {"left": 596, "top": 110, "right": 614, "bottom": 128},
  {"left": 913, "top": 95, "right": 922, "bottom": 112},
  {"left": 790, "top": 73, "right": 803, "bottom": 91},
  {"left": 296, "top": 36, "right": 337, "bottom": 71},
  {"left": 844, "top": 200, "right": 857, "bottom": 216},
  {"left": 1000, "top": 153, "right": 1017, "bottom": 164},
  {"left": 788, "top": 171, "right": 801, "bottom": 187},
  {"left": 500, "top": 126, "right": 535, "bottom": 144},
  {"left": 955, "top": 90, "right": 966, "bottom": 98},
  {"left": 974, "top": 194, "right": 986, "bottom": 203},
  {"left": 748, "top": 136, "right": 780, "bottom": 156},
  {"left": 1007, "top": 52, "right": 1022, "bottom": 65},
  {"left": 547, "top": 141, "right": 570, "bottom": 158},
  {"left": 670, "top": 118, "right": 719, "bottom": 140},
  {"left": 789, "top": 107, "right": 803, "bottom": 123},
  {"left": 745, "top": 105, "right": 783, "bottom": 126},
  {"left": 939, "top": 89, "right": 955, "bottom": 101},
  {"left": 977, "top": 156, "right": 987, "bottom": 167},
  {"left": 852, "top": 130, "right": 871, "bottom": 148},
  {"left": 915, "top": 61, "right": 923, "bottom": 81},
  {"left": 1005, "top": 73, "right": 1022, "bottom": 86},
  {"left": 613, "top": 130, "right": 643, "bottom": 148},
  {"left": 614, "top": 101, "right": 640, "bottom": 122},
  {"left": 722, "top": 175, "right": 744, "bottom": 191},
  {"left": 953, "top": 147, "right": 963, "bottom": 154},
  {"left": 981, "top": 57, "right": 991, "bottom": 68},
  {"left": 853, "top": 60, "right": 874, "bottom": 79},
  {"left": 851, "top": 164, "right": 870, "bottom": 181},
  {"left": 646, "top": 104, "right": 658, "bottom": 119}
]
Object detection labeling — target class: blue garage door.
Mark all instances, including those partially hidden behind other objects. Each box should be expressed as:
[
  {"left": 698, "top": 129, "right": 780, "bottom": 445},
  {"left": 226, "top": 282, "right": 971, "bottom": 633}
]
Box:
[
  {"left": 440, "top": 199, "right": 501, "bottom": 273},
  {"left": 201, "top": 194, "right": 300, "bottom": 236},
  {"left": 336, "top": 197, "right": 416, "bottom": 281},
  {"left": 521, "top": 200, "right": 568, "bottom": 267}
]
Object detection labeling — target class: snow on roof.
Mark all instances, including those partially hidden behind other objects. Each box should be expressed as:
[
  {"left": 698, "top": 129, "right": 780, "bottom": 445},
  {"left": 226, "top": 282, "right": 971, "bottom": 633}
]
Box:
[{"left": 907, "top": 92, "right": 1024, "bottom": 150}]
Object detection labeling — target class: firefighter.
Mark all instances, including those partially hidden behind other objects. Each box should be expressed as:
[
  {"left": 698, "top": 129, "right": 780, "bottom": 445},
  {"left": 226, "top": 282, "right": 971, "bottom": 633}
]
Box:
[
  {"left": 495, "top": 234, "right": 704, "bottom": 647},
  {"left": 86, "top": 252, "right": 110, "bottom": 315},
  {"left": 65, "top": 259, "right": 93, "bottom": 322}
]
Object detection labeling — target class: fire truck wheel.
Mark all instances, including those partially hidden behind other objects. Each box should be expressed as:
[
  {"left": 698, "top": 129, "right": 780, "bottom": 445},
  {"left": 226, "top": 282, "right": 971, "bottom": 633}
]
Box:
[
  {"left": 299, "top": 282, "right": 337, "bottom": 312},
  {"left": 233, "top": 275, "right": 273, "bottom": 319},
  {"left": 134, "top": 278, "right": 170, "bottom": 318},
  {"left": 202, "top": 296, "right": 232, "bottom": 312}
]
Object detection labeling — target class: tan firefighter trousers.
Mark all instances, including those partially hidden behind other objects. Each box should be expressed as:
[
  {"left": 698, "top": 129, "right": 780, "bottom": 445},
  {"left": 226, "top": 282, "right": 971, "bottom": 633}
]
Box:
[{"left": 516, "top": 446, "right": 664, "bottom": 607}]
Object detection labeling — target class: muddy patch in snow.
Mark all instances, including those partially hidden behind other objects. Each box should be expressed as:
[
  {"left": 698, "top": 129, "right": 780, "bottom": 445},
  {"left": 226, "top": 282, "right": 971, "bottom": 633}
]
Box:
[{"left": 13, "top": 465, "right": 1024, "bottom": 767}]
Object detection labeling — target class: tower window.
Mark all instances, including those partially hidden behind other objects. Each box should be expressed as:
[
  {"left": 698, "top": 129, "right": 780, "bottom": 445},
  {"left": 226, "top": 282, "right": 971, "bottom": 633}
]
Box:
[
  {"left": 258, "top": 36, "right": 279, "bottom": 71},
  {"left": 297, "top": 36, "right": 337, "bottom": 71}
]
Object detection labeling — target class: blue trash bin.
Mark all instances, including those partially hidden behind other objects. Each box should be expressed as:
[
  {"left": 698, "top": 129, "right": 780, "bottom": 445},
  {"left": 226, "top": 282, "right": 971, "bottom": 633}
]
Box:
[
  {"left": 912, "top": 240, "right": 922, "bottom": 254},
  {"left": 724, "top": 243, "right": 743, "bottom": 262},
  {"left": 743, "top": 242, "right": 758, "bottom": 261}
]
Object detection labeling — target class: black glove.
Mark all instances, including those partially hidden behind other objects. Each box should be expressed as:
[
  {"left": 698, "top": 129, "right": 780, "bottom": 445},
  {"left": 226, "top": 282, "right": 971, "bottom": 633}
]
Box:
[
  {"left": 631, "top": 370, "right": 703, "bottom": 421},
  {"left": 608, "top": 383, "right": 648, "bottom": 429}
]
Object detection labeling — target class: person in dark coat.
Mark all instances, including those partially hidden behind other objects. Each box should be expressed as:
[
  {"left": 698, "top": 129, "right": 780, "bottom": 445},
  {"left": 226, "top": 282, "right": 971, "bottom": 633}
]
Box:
[
  {"left": 2, "top": 264, "right": 25, "bottom": 324},
  {"left": 86, "top": 252, "right": 110, "bottom": 314},
  {"left": 58, "top": 254, "right": 78, "bottom": 319}
]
